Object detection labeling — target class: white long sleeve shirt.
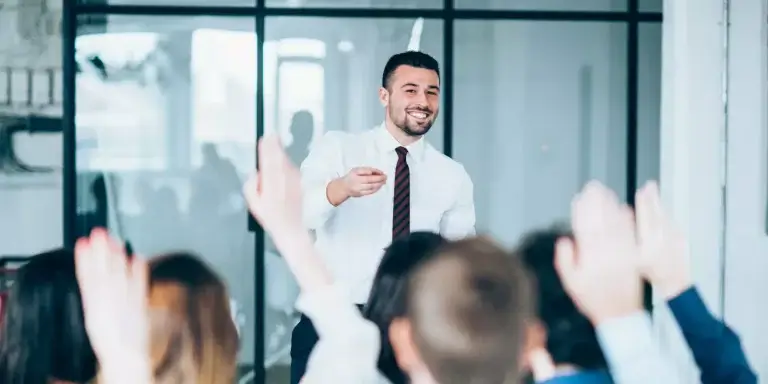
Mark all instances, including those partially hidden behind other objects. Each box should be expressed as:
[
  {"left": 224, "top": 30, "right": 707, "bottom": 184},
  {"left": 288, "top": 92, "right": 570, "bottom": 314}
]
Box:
[
  {"left": 596, "top": 311, "right": 687, "bottom": 384},
  {"left": 298, "top": 285, "right": 685, "bottom": 384},
  {"left": 300, "top": 124, "right": 476, "bottom": 303}
]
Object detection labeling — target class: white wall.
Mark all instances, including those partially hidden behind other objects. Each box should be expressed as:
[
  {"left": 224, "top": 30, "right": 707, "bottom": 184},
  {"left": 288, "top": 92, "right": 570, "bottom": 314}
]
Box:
[
  {"left": 723, "top": 0, "right": 768, "bottom": 378},
  {"left": 0, "top": 0, "right": 63, "bottom": 257},
  {"left": 657, "top": 0, "right": 768, "bottom": 379},
  {"left": 655, "top": 0, "right": 728, "bottom": 380}
]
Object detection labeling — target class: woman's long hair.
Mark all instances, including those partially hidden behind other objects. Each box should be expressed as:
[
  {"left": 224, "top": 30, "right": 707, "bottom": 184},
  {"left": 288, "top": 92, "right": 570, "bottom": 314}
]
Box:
[
  {"left": 0, "top": 249, "right": 97, "bottom": 384},
  {"left": 362, "top": 232, "right": 447, "bottom": 384},
  {"left": 147, "top": 252, "right": 239, "bottom": 384}
]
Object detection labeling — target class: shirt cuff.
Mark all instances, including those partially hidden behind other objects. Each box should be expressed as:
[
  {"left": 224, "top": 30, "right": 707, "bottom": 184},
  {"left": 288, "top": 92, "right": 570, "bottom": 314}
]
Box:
[
  {"left": 667, "top": 286, "right": 721, "bottom": 331},
  {"left": 596, "top": 311, "right": 656, "bottom": 368}
]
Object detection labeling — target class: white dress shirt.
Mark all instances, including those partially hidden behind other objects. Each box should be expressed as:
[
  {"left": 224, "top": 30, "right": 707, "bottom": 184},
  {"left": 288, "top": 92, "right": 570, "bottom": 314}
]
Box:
[{"left": 300, "top": 124, "right": 476, "bottom": 303}]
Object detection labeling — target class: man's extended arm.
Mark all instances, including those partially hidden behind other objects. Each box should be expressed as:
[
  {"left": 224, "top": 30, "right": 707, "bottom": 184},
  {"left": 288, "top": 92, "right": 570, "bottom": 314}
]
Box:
[{"left": 300, "top": 132, "right": 343, "bottom": 230}]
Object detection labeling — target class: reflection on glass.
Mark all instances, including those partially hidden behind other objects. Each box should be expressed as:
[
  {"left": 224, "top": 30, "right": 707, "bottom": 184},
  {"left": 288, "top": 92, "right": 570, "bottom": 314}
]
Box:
[
  {"left": 76, "top": 32, "right": 166, "bottom": 170},
  {"left": 78, "top": 0, "right": 253, "bottom": 7},
  {"left": 638, "top": 0, "right": 663, "bottom": 12},
  {"left": 263, "top": 16, "right": 443, "bottom": 383},
  {"left": 74, "top": 15, "right": 257, "bottom": 381},
  {"left": 454, "top": 0, "right": 627, "bottom": 11},
  {"left": 191, "top": 28, "right": 257, "bottom": 173},
  {"left": 266, "top": 0, "right": 441, "bottom": 9},
  {"left": 453, "top": 21, "right": 628, "bottom": 247},
  {"left": 637, "top": 23, "right": 662, "bottom": 187}
]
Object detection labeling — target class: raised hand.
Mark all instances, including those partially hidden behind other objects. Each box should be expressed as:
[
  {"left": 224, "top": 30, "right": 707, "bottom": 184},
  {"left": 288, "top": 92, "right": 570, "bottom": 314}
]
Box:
[
  {"left": 74, "top": 228, "right": 151, "bottom": 383},
  {"left": 243, "top": 134, "right": 332, "bottom": 291},
  {"left": 243, "top": 134, "right": 304, "bottom": 240},
  {"left": 635, "top": 181, "right": 692, "bottom": 299},
  {"left": 555, "top": 181, "right": 643, "bottom": 325}
]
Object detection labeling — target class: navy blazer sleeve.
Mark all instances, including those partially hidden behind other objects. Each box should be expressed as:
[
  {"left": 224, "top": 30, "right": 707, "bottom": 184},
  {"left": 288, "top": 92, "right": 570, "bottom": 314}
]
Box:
[{"left": 667, "top": 287, "right": 757, "bottom": 384}]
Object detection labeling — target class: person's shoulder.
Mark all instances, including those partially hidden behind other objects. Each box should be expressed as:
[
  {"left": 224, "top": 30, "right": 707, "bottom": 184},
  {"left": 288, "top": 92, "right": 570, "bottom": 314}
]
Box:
[
  {"left": 317, "top": 130, "right": 371, "bottom": 148},
  {"left": 425, "top": 146, "right": 472, "bottom": 182}
]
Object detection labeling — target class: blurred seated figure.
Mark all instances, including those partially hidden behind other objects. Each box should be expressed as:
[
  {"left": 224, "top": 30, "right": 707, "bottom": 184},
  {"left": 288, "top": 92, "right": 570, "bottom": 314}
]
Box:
[
  {"left": 290, "top": 231, "right": 449, "bottom": 384},
  {"left": 76, "top": 174, "right": 109, "bottom": 239},
  {"left": 362, "top": 231, "right": 447, "bottom": 384},
  {"left": 145, "top": 252, "right": 240, "bottom": 383},
  {"left": 0, "top": 249, "right": 97, "bottom": 384},
  {"left": 515, "top": 227, "right": 612, "bottom": 384},
  {"left": 192, "top": 144, "right": 242, "bottom": 214}
]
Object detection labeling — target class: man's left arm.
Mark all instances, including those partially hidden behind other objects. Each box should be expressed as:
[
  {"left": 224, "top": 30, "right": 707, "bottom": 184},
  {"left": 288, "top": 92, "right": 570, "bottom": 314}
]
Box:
[{"left": 440, "top": 167, "right": 476, "bottom": 239}]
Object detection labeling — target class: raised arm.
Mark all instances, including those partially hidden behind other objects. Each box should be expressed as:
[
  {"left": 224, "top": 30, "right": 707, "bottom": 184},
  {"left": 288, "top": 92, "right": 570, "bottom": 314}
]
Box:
[
  {"left": 635, "top": 182, "right": 757, "bottom": 384},
  {"left": 245, "top": 135, "right": 385, "bottom": 384},
  {"left": 555, "top": 181, "right": 685, "bottom": 384}
]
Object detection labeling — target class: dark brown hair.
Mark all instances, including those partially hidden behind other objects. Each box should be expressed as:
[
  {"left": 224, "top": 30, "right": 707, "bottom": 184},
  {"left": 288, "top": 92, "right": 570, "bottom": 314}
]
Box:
[{"left": 407, "top": 237, "right": 534, "bottom": 384}]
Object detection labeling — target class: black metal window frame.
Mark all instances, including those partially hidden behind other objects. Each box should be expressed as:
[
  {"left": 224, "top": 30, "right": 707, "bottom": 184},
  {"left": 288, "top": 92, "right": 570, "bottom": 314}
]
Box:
[{"left": 61, "top": 0, "right": 661, "bottom": 382}]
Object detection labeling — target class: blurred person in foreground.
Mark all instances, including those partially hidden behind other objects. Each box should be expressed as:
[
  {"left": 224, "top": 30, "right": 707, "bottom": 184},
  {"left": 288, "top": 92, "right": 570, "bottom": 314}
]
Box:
[
  {"left": 0, "top": 249, "right": 97, "bottom": 384},
  {"left": 73, "top": 234, "right": 239, "bottom": 384},
  {"left": 70, "top": 139, "right": 699, "bottom": 384}
]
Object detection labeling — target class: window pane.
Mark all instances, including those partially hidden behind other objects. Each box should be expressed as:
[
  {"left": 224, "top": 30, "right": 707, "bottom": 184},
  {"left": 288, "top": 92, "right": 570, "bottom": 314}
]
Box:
[
  {"left": 639, "top": 0, "right": 663, "bottom": 12},
  {"left": 0, "top": 116, "right": 63, "bottom": 258},
  {"left": 455, "top": 0, "right": 627, "bottom": 11},
  {"left": 453, "top": 21, "right": 627, "bottom": 246},
  {"left": 0, "top": 0, "right": 63, "bottom": 259},
  {"left": 79, "top": 0, "right": 253, "bottom": 7},
  {"left": 637, "top": 23, "right": 662, "bottom": 187},
  {"left": 75, "top": 15, "right": 257, "bottom": 380},
  {"left": 263, "top": 16, "right": 443, "bottom": 383},
  {"left": 267, "top": 0, "right": 441, "bottom": 9}
]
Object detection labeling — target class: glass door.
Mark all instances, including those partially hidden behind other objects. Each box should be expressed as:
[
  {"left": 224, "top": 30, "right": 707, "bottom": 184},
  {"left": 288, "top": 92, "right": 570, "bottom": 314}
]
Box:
[{"left": 73, "top": 14, "right": 258, "bottom": 382}]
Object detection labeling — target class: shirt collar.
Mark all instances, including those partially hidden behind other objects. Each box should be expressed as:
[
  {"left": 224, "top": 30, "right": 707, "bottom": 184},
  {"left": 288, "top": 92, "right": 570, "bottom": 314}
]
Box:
[{"left": 374, "top": 122, "right": 427, "bottom": 163}]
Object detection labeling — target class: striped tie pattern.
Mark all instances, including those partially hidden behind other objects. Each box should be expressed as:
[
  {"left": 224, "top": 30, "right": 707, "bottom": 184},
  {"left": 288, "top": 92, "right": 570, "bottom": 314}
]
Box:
[{"left": 392, "top": 146, "right": 410, "bottom": 240}]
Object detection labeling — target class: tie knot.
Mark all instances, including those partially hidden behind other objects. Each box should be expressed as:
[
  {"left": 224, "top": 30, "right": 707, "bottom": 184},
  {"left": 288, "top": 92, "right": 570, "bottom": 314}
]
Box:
[{"left": 395, "top": 146, "right": 408, "bottom": 158}]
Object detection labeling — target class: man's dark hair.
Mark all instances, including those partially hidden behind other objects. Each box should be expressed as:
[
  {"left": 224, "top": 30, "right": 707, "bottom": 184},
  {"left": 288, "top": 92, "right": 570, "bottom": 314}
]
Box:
[
  {"left": 363, "top": 231, "right": 448, "bottom": 384},
  {"left": 0, "top": 249, "right": 97, "bottom": 384},
  {"left": 515, "top": 226, "right": 608, "bottom": 370},
  {"left": 381, "top": 51, "right": 440, "bottom": 90},
  {"left": 407, "top": 237, "right": 534, "bottom": 384}
]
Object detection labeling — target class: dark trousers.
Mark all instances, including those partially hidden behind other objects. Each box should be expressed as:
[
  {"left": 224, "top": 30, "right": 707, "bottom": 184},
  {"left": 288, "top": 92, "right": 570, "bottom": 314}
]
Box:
[{"left": 290, "top": 304, "right": 365, "bottom": 384}]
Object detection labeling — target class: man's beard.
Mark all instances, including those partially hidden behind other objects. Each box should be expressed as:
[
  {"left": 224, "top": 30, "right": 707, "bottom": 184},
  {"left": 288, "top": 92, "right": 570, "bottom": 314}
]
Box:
[{"left": 390, "top": 108, "right": 435, "bottom": 137}]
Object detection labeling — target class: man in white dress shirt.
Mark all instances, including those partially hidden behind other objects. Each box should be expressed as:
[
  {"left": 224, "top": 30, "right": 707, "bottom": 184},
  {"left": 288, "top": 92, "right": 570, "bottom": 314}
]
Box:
[{"left": 290, "top": 50, "right": 476, "bottom": 383}]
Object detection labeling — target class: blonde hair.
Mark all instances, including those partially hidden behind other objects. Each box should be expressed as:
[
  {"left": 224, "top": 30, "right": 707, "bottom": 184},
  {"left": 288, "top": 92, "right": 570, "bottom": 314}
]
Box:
[{"left": 147, "top": 252, "right": 239, "bottom": 384}]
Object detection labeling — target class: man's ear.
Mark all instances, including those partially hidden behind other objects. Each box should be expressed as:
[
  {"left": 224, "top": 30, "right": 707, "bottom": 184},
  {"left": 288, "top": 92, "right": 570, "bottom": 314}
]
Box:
[
  {"left": 379, "top": 87, "right": 389, "bottom": 107},
  {"left": 524, "top": 320, "right": 547, "bottom": 352},
  {"left": 389, "top": 317, "right": 420, "bottom": 372}
]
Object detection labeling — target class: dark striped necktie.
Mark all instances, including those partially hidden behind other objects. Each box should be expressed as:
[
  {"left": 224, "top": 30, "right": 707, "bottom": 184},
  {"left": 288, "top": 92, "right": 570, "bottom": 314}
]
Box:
[{"left": 393, "top": 146, "right": 410, "bottom": 240}]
